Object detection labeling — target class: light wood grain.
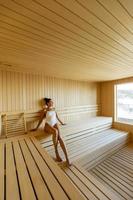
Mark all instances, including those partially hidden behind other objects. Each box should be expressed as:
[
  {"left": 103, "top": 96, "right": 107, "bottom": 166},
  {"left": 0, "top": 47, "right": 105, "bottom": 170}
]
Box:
[
  {"left": 37, "top": 117, "right": 129, "bottom": 168},
  {"left": 63, "top": 165, "right": 121, "bottom": 200},
  {"left": 0, "top": 0, "right": 133, "bottom": 81},
  {"left": 0, "top": 135, "right": 85, "bottom": 200},
  {"left": 90, "top": 143, "right": 133, "bottom": 200},
  {"left": 0, "top": 70, "right": 100, "bottom": 123},
  {"left": 6, "top": 142, "right": 20, "bottom": 200}
]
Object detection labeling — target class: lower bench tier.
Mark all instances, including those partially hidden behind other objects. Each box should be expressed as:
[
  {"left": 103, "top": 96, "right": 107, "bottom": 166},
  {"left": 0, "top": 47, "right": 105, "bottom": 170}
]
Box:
[{"left": 42, "top": 128, "right": 130, "bottom": 165}]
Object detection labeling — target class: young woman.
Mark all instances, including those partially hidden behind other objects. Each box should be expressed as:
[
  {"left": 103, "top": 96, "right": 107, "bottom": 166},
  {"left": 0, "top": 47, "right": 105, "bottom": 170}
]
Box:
[{"left": 33, "top": 98, "right": 70, "bottom": 165}]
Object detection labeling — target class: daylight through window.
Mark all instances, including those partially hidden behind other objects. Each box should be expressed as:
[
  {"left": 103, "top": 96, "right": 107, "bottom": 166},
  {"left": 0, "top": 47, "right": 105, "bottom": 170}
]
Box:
[{"left": 115, "top": 83, "right": 133, "bottom": 124}]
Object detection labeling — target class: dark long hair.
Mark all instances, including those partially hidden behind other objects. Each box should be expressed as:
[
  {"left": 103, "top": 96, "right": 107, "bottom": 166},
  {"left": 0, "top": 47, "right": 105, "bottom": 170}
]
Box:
[{"left": 44, "top": 98, "right": 51, "bottom": 105}]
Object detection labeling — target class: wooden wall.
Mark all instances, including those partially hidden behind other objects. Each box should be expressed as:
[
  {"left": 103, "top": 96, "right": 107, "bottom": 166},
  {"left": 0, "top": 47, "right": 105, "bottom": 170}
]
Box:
[
  {"left": 100, "top": 77, "right": 133, "bottom": 139},
  {"left": 0, "top": 69, "right": 100, "bottom": 122}
]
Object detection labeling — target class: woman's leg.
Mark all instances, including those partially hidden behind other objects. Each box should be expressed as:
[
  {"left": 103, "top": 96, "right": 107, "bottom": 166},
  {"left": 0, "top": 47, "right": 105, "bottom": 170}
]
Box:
[
  {"left": 54, "top": 124, "right": 70, "bottom": 165},
  {"left": 44, "top": 123, "right": 62, "bottom": 161}
]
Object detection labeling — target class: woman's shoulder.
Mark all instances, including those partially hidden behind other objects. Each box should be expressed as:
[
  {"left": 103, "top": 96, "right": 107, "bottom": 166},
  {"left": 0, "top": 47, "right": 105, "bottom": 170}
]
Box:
[
  {"left": 41, "top": 105, "right": 48, "bottom": 111},
  {"left": 40, "top": 107, "right": 47, "bottom": 113}
]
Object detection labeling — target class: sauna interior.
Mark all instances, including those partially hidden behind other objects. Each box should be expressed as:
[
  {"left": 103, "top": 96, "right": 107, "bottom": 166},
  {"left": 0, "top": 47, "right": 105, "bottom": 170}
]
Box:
[{"left": 0, "top": 0, "right": 133, "bottom": 200}]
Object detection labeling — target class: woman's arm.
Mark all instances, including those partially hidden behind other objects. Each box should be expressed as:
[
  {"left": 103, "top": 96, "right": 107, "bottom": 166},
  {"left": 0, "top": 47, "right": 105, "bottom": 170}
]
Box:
[
  {"left": 31, "top": 110, "right": 46, "bottom": 131},
  {"left": 56, "top": 112, "right": 66, "bottom": 125}
]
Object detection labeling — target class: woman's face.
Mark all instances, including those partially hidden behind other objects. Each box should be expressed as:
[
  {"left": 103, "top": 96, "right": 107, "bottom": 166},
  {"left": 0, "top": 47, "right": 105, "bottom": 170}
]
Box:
[{"left": 47, "top": 100, "right": 54, "bottom": 107}]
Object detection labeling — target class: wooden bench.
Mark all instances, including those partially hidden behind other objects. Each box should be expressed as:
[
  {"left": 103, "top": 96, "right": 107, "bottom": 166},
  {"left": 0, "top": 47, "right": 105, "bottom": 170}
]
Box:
[
  {"left": 38, "top": 117, "right": 113, "bottom": 147},
  {"left": 37, "top": 116, "right": 113, "bottom": 149},
  {"left": 0, "top": 135, "right": 85, "bottom": 200},
  {"left": 36, "top": 117, "right": 130, "bottom": 167}
]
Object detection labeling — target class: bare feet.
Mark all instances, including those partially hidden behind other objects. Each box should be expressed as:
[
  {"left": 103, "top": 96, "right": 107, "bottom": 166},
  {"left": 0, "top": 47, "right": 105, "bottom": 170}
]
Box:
[
  {"left": 52, "top": 156, "right": 62, "bottom": 162},
  {"left": 66, "top": 160, "right": 72, "bottom": 167},
  {"left": 56, "top": 157, "right": 63, "bottom": 162},
  {"left": 52, "top": 156, "right": 71, "bottom": 167},
  {"left": 57, "top": 161, "right": 72, "bottom": 169}
]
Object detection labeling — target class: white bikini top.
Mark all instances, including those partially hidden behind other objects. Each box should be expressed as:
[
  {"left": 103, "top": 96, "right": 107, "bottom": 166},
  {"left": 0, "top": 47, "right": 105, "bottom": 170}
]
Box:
[{"left": 45, "top": 109, "right": 57, "bottom": 126}]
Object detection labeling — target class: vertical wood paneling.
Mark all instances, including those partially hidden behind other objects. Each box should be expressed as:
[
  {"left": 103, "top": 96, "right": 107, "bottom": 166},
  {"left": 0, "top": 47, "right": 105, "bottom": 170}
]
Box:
[
  {"left": 3, "top": 71, "right": 7, "bottom": 111},
  {"left": 0, "top": 72, "right": 2, "bottom": 111},
  {"left": 0, "top": 70, "right": 99, "bottom": 119}
]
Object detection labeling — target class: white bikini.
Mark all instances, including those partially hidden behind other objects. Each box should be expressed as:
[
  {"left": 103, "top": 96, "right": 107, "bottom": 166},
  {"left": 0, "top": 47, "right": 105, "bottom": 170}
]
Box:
[{"left": 45, "top": 109, "right": 57, "bottom": 127}]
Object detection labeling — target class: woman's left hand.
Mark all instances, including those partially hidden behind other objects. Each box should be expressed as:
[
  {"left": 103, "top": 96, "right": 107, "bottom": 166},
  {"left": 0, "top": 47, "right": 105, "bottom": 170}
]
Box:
[{"left": 61, "top": 123, "right": 66, "bottom": 125}]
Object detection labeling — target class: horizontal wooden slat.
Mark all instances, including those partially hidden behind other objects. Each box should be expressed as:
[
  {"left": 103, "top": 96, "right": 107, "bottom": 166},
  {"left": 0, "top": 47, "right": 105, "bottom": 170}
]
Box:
[
  {"left": 0, "top": 0, "right": 133, "bottom": 81},
  {"left": 63, "top": 165, "right": 121, "bottom": 200},
  {"left": 90, "top": 143, "right": 133, "bottom": 200}
]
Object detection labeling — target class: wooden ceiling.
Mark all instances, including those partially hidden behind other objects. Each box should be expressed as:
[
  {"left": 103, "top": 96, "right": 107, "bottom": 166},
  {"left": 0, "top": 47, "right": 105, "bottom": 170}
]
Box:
[{"left": 0, "top": 0, "right": 133, "bottom": 81}]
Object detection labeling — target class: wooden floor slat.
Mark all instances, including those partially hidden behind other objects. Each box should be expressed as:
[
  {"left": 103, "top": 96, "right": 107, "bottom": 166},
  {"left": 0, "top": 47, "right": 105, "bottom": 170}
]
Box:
[
  {"left": 89, "top": 144, "right": 133, "bottom": 200},
  {"left": 67, "top": 166, "right": 109, "bottom": 200},
  {"left": 91, "top": 169, "right": 129, "bottom": 200},
  {"left": 13, "top": 140, "right": 36, "bottom": 200},
  {"left": 104, "top": 159, "right": 133, "bottom": 178},
  {"left": 95, "top": 165, "right": 133, "bottom": 193},
  {"left": 63, "top": 164, "right": 121, "bottom": 200},
  {"left": 6, "top": 142, "right": 20, "bottom": 200},
  {"left": 74, "top": 165, "right": 121, "bottom": 200},
  {"left": 19, "top": 139, "right": 53, "bottom": 200},
  {"left": 64, "top": 167, "right": 98, "bottom": 200},
  {"left": 100, "top": 162, "right": 133, "bottom": 183}
]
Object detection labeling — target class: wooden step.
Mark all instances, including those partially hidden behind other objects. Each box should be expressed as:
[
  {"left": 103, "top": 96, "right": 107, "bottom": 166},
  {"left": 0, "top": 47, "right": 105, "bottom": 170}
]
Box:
[
  {"left": 45, "top": 128, "right": 129, "bottom": 164},
  {"left": 38, "top": 117, "right": 113, "bottom": 148}
]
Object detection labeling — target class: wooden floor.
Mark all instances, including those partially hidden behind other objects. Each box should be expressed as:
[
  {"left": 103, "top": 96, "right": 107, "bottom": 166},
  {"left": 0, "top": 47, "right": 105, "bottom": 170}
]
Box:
[
  {"left": 0, "top": 135, "right": 85, "bottom": 200},
  {"left": 89, "top": 143, "right": 133, "bottom": 200},
  {"left": 63, "top": 164, "right": 121, "bottom": 200}
]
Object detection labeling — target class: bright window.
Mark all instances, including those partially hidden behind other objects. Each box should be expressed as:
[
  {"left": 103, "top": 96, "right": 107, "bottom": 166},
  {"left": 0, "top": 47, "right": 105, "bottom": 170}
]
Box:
[{"left": 115, "top": 83, "right": 133, "bottom": 124}]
